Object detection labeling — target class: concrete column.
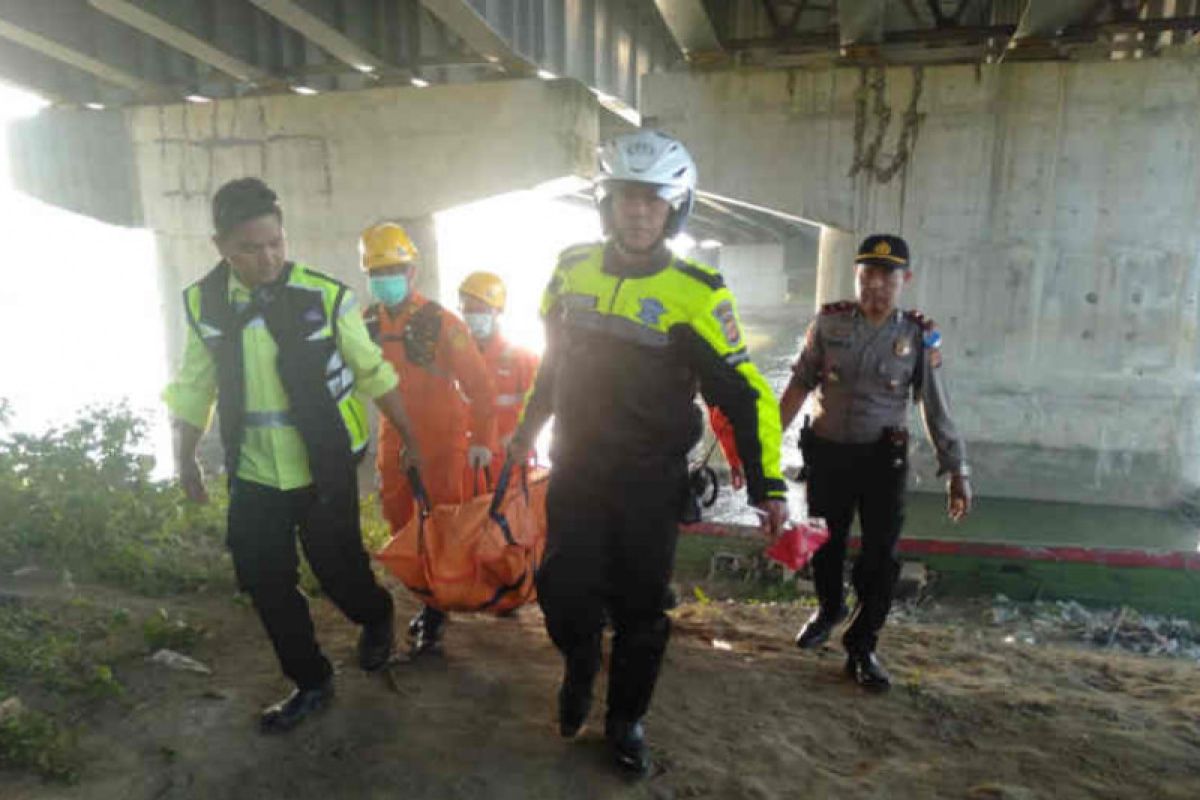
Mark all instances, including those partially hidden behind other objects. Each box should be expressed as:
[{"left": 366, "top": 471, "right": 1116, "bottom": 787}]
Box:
[
  {"left": 720, "top": 243, "right": 787, "bottom": 309},
  {"left": 783, "top": 230, "right": 820, "bottom": 309},
  {"left": 9, "top": 79, "right": 602, "bottom": 371},
  {"left": 400, "top": 214, "right": 440, "bottom": 302},
  {"left": 645, "top": 60, "right": 1200, "bottom": 508},
  {"left": 816, "top": 226, "right": 857, "bottom": 308}
]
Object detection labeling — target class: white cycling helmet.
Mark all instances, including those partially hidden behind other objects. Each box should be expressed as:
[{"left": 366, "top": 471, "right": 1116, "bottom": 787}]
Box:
[{"left": 595, "top": 130, "right": 698, "bottom": 237}]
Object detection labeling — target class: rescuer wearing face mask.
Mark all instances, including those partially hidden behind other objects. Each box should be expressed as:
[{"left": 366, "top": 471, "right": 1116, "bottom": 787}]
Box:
[
  {"left": 359, "top": 223, "right": 497, "bottom": 655},
  {"left": 457, "top": 272, "right": 540, "bottom": 478}
]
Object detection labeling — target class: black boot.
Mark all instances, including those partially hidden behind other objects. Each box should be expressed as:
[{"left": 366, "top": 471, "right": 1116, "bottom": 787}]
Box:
[
  {"left": 358, "top": 614, "right": 395, "bottom": 671},
  {"left": 606, "top": 718, "right": 651, "bottom": 776},
  {"left": 795, "top": 605, "right": 849, "bottom": 650},
  {"left": 259, "top": 679, "right": 334, "bottom": 734},
  {"left": 845, "top": 650, "right": 891, "bottom": 692},
  {"left": 409, "top": 606, "right": 446, "bottom": 656}
]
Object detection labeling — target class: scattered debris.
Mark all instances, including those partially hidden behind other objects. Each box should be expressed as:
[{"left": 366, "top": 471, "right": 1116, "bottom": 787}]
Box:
[
  {"left": 895, "top": 561, "right": 928, "bottom": 599},
  {"left": 981, "top": 595, "right": 1200, "bottom": 661},
  {"left": 708, "top": 551, "right": 745, "bottom": 579},
  {"left": 149, "top": 649, "right": 212, "bottom": 675},
  {"left": 0, "top": 695, "right": 25, "bottom": 723},
  {"left": 711, "top": 639, "right": 733, "bottom": 651}
]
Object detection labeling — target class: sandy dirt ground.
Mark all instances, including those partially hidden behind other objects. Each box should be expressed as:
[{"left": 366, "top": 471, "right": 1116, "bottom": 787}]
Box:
[{"left": 3, "top": 578, "right": 1199, "bottom": 800}]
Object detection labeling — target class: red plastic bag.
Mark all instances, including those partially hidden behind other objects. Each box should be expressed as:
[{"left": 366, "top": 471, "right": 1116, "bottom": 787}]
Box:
[{"left": 765, "top": 519, "right": 830, "bottom": 570}]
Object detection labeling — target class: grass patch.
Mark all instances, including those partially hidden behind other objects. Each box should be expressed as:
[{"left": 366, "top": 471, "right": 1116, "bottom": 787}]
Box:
[
  {"left": 0, "top": 702, "right": 78, "bottom": 784},
  {"left": 142, "top": 608, "right": 205, "bottom": 653},
  {"left": 0, "top": 598, "right": 136, "bottom": 784},
  {"left": 0, "top": 403, "right": 230, "bottom": 596},
  {"left": 0, "top": 603, "right": 125, "bottom": 700}
]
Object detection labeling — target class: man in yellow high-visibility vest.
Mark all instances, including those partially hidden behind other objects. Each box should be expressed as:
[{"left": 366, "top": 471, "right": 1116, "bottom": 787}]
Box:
[{"left": 165, "top": 178, "right": 420, "bottom": 734}]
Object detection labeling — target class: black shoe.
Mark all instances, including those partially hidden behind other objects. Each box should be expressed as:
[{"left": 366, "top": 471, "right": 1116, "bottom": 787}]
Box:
[
  {"left": 409, "top": 607, "right": 446, "bottom": 656},
  {"left": 795, "top": 606, "right": 849, "bottom": 650},
  {"left": 259, "top": 680, "right": 334, "bottom": 734},
  {"left": 606, "top": 718, "right": 651, "bottom": 776},
  {"left": 358, "top": 614, "right": 395, "bottom": 671},
  {"left": 845, "top": 651, "right": 891, "bottom": 692}
]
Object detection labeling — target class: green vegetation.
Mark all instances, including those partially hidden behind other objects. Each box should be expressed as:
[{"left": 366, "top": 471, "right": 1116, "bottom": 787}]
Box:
[
  {"left": 0, "top": 402, "right": 229, "bottom": 595},
  {"left": 0, "top": 403, "right": 232, "bottom": 782},
  {"left": 0, "top": 600, "right": 135, "bottom": 783},
  {"left": 142, "top": 608, "right": 205, "bottom": 653},
  {"left": 0, "top": 704, "right": 78, "bottom": 784}
]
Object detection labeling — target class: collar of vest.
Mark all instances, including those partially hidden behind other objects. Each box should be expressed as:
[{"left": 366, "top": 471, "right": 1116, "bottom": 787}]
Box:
[
  {"left": 602, "top": 242, "right": 673, "bottom": 279},
  {"left": 209, "top": 260, "right": 297, "bottom": 296}
]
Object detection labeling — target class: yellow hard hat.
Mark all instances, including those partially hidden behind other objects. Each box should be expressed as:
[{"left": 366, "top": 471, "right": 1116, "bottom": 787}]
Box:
[
  {"left": 458, "top": 271, "right": 507, "bottom": 310},
  {"left": 359, "top": 222, "right": 418, "bottom": 271}
]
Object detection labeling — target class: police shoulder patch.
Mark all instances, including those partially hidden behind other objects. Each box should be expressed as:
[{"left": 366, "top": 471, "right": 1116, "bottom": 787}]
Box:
[
  {"left": 820, "top": 301, "right": 856, "bottom": 316},
  {"left": 712, "top": 300, "right": 743, "bottom": 347}
]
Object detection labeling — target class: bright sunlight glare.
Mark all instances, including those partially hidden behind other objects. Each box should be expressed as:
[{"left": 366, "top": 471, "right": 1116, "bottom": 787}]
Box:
[
  {"left": 0, "top": 83, "right": 171, "bottom": 475},
  {"left": 434, "top": 186, "right": 602, "bottom": 355}
]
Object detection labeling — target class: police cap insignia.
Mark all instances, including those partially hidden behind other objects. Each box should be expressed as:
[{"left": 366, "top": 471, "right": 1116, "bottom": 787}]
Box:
[{"left": 856, "top": 234, "right": 910, "bottom": 270}]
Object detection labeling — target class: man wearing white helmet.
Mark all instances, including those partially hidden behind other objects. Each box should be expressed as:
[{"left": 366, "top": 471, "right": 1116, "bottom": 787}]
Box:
[{"left": 508, "top": 130, "right": 788, "bottom": 774}]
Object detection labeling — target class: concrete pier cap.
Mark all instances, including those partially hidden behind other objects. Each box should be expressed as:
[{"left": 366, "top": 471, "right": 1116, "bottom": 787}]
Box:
[{"left": 643, "top": 60, "right": 1200, "bottom": 510}]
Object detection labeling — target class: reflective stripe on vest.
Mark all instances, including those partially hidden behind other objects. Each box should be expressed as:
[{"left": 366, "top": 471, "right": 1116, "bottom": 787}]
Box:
[{"left": 185, "top": 263, "right": 369, "bottom": 459}]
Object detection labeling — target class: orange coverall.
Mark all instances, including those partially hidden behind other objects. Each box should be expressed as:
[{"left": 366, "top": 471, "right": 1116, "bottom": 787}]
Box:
[
  {"left": 473, "top": 333, "right": 540, "bottom": 480},
  {"left": 369, "top": 294, "right": 496, "bottom": 531}
]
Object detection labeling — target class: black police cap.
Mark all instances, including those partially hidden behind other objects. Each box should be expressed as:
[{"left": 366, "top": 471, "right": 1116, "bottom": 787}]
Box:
[{"left": 855, "top": 234, "right": 910, "bottom": 270}]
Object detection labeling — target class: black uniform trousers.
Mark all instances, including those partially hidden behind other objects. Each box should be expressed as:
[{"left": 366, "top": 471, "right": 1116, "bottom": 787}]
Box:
[
  {"left": 806, "top": 436, "right": 906, "bottom": 654},
  {"left": 536, "top": 459, "right": 685, "bottom": 726},
  {"left": 227, "top": 477, "right": 394, "bottom": 689}
]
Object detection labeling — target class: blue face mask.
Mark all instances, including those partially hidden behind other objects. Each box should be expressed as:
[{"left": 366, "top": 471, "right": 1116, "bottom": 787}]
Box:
[
  {"left": 463, "top": 312, "right": 496, "bottom": 340},
  {"left": 369, "top": 274, "right": 410, "bottom": 306}
]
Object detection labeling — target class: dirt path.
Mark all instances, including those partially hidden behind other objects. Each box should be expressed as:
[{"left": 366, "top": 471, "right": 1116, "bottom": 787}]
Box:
[{"left": 3, "top": 582, "right": 1200, "bottom": 800}]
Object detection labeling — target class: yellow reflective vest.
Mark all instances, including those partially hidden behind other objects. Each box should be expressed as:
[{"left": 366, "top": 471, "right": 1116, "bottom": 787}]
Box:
[{"left": 524, "top": 243, "right": 786, "bottom": 504}]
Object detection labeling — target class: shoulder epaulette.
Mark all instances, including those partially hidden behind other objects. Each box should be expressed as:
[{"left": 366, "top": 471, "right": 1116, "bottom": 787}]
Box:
[
  {"left": 905, "top": 310, "right": 942, "bottom": 348},
  {"left": 820, "top": 301, "right": 856, "bottom": 316},
  {"left": 904, "top": 309, "right": 937, "bottom": 331},
  {"left": 673, "top": 259, "right": 725, "bottom": 291},
  {"left": 557, "top": 242, "right": 600, "bottom": 269}
]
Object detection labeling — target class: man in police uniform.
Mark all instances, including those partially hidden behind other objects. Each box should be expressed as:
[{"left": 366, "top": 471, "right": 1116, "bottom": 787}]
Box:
[
  {"left": 779, "top": 234, "right": 971, "bottom": 692},
  {"left": 165, "top": 178, "right": 421, "bottom": 732},
  {"left": 508, "top": 131, "right": 788, "bottom": 774}
]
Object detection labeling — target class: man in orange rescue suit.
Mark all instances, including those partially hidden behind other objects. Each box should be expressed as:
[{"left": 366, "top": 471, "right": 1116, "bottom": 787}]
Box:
[
  {"left": 780, "top": 234, "right": 972, "bottom": 692},
  {"left": 359, "top": 223, "right": 497, "bottom": 654},
  {"left": 458, "top": 271, "right": 540, "bottom": 477}
]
